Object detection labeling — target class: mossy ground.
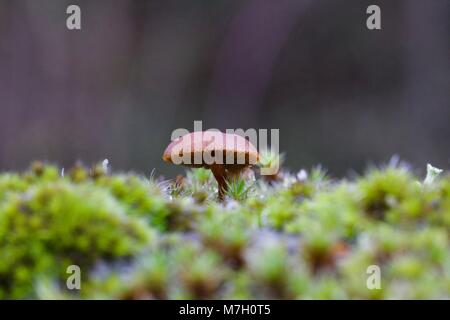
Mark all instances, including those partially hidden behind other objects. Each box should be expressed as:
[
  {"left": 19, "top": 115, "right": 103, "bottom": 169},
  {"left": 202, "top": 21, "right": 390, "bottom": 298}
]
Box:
[{"left": 0, "top": 160, "right": 449, "bottom": 299}]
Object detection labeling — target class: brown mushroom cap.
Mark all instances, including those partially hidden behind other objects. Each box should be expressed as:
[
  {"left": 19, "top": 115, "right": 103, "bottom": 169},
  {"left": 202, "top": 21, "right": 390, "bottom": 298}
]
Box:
[
  {"left": 163, "top": 131, "right": 259, "bottom": 200},
  {"left": 162, "top": 131, "right": 259, "bottom": 168}
]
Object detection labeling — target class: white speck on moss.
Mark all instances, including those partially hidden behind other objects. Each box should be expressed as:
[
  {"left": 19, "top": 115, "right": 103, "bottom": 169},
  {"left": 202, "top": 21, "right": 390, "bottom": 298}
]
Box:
[
  {"left": 423, "top": 163, "right": 443, "bottom": 185},
  {"left": 297, "top": 169, "right": 308, "bottom": 181},
  {"left": 102, "top": 159, "right": 110, "bottom": 173}
]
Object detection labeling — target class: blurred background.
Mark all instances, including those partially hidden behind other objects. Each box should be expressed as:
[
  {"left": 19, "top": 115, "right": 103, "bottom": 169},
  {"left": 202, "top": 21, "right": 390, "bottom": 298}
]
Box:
[{"left": 0, "top": 0, "right": 448, "bottom": 178}]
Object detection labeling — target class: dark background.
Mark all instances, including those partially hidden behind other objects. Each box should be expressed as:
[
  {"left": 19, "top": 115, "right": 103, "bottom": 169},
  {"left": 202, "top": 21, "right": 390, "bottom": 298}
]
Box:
[{"left": 0, "top": 0, "right": 448, "bottom": 178}]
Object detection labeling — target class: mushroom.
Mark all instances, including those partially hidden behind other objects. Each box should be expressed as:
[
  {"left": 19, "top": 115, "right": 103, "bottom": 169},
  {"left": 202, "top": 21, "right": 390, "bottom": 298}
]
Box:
[{"left": 163, "top": 131, "right": 259, "bottom": 200}]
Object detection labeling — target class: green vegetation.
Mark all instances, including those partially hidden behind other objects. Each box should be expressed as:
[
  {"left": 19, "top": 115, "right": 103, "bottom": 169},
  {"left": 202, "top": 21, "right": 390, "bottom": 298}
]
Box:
[{"left": 0, "top": 160, "right": 448, "bottom": 299}]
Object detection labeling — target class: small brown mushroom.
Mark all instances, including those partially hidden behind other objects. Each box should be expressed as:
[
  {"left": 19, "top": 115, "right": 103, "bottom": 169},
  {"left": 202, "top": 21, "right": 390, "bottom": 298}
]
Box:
[{"left": 163, "top": 131, "right": 259, "bottom": 200}]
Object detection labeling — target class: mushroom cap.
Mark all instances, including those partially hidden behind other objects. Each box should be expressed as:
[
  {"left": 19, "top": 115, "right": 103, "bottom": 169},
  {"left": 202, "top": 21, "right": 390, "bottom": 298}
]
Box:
[{"left": 163, "top": 131, "right": 259, "bottom": 168}]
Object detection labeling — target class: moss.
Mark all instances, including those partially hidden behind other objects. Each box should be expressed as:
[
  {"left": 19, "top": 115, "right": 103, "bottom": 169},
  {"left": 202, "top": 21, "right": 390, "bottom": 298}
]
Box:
[
  {"left": 358, "top": 167, "right": 424, "bottom": 221},
  {"left": 0, "top": 161, "right": 448, "bottom": 299},
  {"left": 0, "top": 181, "right": 152, "bottom": 299},
  {"left": 0, "top": 173, "right": 29, "bottom": 202},
  {"left": 199, "top": 217, "right": 249, "bottom": 269},
  {"left": 246, "top": 243, "right": 292, "bottom": 298},
  {"left": 94, "top": 174, "right": 170, "bottom": 230}
]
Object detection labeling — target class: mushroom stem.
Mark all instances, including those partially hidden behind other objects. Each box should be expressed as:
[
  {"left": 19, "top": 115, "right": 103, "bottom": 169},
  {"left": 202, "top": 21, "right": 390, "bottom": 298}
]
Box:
[{"left": 210, "top": 165, "right": 227, "bottom": 201}]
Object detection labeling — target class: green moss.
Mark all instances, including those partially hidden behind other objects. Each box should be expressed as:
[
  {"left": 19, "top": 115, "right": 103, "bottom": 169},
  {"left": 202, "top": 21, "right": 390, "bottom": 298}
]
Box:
[
  {"left": 0, "top": 181, "right": 152, "bottom": 299},
  {"left": 0, "top": 174, "right": 29, "bottom": 202},
  {"left": 94, "top": 174, "right": 170, "bottom": 229},
  {"left": 0, "top": 162, "right": 448, "bottom": 299}
]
